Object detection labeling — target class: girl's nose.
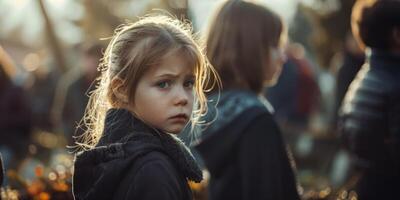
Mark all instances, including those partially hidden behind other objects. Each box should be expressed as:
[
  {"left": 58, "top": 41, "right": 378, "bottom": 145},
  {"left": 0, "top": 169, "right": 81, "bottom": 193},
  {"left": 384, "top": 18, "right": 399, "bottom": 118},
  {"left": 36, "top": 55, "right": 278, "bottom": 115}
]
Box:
[{"left": 174, "top": 87, "right": 189, "bottom": 106}]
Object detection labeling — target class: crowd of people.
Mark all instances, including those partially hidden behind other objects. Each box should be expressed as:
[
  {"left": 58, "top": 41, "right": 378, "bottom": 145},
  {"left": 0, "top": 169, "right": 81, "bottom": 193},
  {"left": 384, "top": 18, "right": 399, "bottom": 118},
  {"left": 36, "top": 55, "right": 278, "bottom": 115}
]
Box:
[{"left": 1, "top": 0, "right": 399, "bottom": 199}]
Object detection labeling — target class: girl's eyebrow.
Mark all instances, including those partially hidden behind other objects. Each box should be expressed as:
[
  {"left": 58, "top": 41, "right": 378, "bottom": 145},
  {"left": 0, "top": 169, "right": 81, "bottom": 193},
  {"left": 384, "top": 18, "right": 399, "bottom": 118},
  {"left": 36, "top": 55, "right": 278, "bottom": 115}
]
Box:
[
  {"left": 154, "top": 73, "right": 195, "bottom": 79},
  {"left": 155, "top": 73, "right": 179, "bottom": 79}
]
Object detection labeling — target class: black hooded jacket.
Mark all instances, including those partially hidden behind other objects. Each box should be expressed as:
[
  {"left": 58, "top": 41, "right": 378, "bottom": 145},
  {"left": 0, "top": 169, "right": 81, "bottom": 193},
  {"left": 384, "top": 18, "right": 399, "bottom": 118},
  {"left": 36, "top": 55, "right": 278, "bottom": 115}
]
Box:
[
  {"left": 194, "top": 90, "right": 300, "bottom": 200},
  {"left": 73, "top": 108, "right": 202, "bottom": 200}
]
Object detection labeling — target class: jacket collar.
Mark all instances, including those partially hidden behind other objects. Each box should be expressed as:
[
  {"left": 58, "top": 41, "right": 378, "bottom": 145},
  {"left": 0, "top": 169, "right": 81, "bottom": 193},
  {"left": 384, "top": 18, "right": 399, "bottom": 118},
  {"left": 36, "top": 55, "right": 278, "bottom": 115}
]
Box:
[
  {"left": 201, "top": 89, "right": 273, "bottom": 136},
  {"left": 96, "top": 108, "right": 203, "bottom": 182},
  {"left": 369, "top": 49, "right": 400, "bottom": 69},
  {"left": 96, "top": 108, "right": 152, "bottom": 146}
]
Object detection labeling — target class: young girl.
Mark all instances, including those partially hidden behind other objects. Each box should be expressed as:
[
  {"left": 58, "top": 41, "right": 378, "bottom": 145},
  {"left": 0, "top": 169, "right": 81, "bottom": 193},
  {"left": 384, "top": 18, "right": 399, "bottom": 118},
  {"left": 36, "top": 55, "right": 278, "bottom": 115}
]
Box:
[
  {"left": 194, "top": 1, "right": 300, "bottom": 200},
  {"left": 72, "top": 15, "right": 218, "bottom": 200}
]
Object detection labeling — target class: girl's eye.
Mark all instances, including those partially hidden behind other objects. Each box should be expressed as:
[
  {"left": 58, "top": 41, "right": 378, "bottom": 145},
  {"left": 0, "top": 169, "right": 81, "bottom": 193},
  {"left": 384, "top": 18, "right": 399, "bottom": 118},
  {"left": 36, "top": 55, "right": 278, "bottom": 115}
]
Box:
[
  {"left": 184, "top": 80, "right": 195, "bottom": 89},
  {"left": 156, "top": 81, "right": 170, "bottom": 89}
]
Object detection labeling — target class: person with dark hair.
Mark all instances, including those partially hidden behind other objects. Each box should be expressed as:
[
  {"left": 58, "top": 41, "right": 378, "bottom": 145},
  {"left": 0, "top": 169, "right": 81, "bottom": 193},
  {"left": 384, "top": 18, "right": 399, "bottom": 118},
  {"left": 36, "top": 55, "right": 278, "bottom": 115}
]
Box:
[
  {"left": 339, "top": 0, "right": 400, "bottom": 199},
  {"left": 194, "top": 1, "right": 300, "bottom": 199}
]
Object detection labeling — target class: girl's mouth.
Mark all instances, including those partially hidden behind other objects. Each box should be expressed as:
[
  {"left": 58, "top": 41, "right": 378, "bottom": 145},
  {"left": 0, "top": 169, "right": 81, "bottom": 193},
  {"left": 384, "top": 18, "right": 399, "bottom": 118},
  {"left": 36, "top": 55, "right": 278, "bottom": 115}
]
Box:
[{"left": 169, "top": 114, "right": 189, "bottom": 122}]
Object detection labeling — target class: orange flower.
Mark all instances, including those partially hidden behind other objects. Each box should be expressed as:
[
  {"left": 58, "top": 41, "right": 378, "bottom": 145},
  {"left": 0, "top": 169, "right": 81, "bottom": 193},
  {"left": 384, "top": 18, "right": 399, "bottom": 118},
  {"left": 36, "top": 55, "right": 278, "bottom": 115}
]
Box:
[
  {"left": 52, "top": 181, "right": 69, "bottom": 192},
  {"left": 35, "top": 166, "right": 44, "bottom": 178},
  {"left": 27, "top": 180, "right": 44, "bottom": 196},
  {"left": 38, "top": 192, "right": 50, "bottom": 200}
]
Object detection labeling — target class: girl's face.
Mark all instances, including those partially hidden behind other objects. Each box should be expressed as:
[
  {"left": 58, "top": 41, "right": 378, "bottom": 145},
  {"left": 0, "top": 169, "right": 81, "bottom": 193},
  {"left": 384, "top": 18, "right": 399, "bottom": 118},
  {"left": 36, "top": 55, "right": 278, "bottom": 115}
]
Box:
[
  {"left": 264, "top": 46, "right": 286, "bottom": 86},
  {"left": 130, "top": 52, "right": 195, "bottom": 134}
]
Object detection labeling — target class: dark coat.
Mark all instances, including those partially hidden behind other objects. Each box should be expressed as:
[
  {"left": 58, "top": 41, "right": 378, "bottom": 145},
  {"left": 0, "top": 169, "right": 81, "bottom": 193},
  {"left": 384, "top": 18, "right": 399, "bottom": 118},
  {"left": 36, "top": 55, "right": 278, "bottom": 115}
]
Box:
[
  {"left": 0, "top": 83, "right": 32, "bottom": 161},
  {"left": 0, "top": 84, "right": 31, "bottom": 139},
  {"left": 195, "top": 90, "right": 300, "bottom": 200},
  {"left": 73, "top": 109, "right": 202, "bottom": 200},
  {"left": 339, "top": 49, "right": 400, "bottom": 199}
]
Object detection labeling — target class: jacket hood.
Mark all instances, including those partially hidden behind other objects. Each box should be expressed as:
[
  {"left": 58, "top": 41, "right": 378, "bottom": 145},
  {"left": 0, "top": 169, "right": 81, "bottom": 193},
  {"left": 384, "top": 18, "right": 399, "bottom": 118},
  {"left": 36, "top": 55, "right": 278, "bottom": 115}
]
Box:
[
  {"left": 73, "top": 109, "right": 202, "bottom": 200},
  {"left": 194, "top": 90, "right": 272, "bottom": 176}
]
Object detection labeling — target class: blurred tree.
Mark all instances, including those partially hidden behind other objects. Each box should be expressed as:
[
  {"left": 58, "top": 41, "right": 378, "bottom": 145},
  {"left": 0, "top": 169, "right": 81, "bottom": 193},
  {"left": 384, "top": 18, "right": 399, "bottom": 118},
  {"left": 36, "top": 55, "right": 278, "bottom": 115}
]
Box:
[
  {"left": 296, "top": 0, "right": 356, "bottom": 69},
  {"left": 289, "top": 4, "right": 314, "bottom": 55},
  {"left": 37, "top": 0, "right": 67, "bottom": 73},
  {"left": 79, "top": 0, "right": 189, "bottom": 43},
  {"left": 80, "top": 0, "right": 121, "bottom": 42},
  {"left": 166, "top": 0, "right": 189, "bottom": 20}
]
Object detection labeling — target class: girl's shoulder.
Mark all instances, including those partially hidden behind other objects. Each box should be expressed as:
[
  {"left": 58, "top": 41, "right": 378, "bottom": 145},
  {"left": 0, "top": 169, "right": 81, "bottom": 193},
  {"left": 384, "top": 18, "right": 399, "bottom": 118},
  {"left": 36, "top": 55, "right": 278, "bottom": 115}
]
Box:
[
  {"left": 116, "top": 150, "right": 191, "bottom": 199},
  {"left": 131, "top": 149, "right": 175, "bottom": 171}
]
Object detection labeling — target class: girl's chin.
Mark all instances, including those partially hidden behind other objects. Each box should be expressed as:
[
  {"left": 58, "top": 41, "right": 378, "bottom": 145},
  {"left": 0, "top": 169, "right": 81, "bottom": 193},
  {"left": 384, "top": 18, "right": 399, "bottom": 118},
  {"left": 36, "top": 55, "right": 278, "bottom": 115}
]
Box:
[
  {"left": 164, "top": 122, "right": 190, "bottom": 134},
  {"left": 163, "top": 127, "right": 184, "bottom": 135}
]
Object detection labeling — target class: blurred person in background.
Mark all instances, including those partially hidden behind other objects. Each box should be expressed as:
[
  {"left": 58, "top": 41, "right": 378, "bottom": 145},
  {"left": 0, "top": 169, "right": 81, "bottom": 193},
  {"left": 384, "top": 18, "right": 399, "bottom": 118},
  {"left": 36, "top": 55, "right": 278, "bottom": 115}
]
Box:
[
  {"left": 266, "top": 42, "right": 320, "bottom": 135},
  {"left": 339, "top": 0, "right": 400, "bottom": 199},
  {"left": 25, "top": 51, "right": 60, "bottom": 133},
  {"left": 0, "top": 47, "right": 32, "bottom": 171},
  {"left": 333, "top": 32, "right": 365, "bottom": 130},
  {"left": 55, "top": 43, "right": 103, "bottom": 145},
  {"left": 194, "top": 1, "right": 300, "bottom": 199}
]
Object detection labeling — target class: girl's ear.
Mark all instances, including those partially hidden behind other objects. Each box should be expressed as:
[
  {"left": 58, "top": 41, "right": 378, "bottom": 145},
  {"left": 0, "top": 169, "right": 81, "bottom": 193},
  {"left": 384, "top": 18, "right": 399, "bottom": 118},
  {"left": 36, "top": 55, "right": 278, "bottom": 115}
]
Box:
[{"left": 111, "top": 77, "right": 129, "bottom": 103}]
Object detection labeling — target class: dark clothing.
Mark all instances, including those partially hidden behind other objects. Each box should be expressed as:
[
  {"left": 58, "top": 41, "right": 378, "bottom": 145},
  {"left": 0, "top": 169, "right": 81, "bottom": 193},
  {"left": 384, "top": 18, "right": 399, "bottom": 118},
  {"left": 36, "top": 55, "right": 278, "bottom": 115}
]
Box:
[
  {"left": 73, "top": 109, "right": 202, "bottom": 200},
  {"left": 62, "top": 75, "right": 95, "bottom": 145},
  {"left": 0, "top": 84, "right": 31, "bottom": 137},
  {"left": 339, "top": 50, "right": 400, "bottom": 199},
  {"left": 267, "top": 55, "right": 319, "bottom": 128},
  {"left": 0, "top": 83, "right": 32, "bottom": 160},
  {"left": 333, "top": 50, "right": 364, "bottom": 128},
  {"left": 28, "top": 70, "right": 59, "bottom": 131},
  {"left": 266, "top": 58, "right": 299, "bottom": 123},
  {"left": 195, "top": 90, "right": 300, "bottom": 200}
]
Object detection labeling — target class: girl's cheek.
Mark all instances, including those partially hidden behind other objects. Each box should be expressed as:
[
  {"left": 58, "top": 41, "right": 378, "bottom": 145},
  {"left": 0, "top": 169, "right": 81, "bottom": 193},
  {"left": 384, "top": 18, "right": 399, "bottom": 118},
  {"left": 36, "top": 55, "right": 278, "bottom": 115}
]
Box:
[
  {"left": 188, "top": 90, "right": 195, "bottom": 100},
  {"left": 189, "top": 96, "right": 195, "bottom": 107}
]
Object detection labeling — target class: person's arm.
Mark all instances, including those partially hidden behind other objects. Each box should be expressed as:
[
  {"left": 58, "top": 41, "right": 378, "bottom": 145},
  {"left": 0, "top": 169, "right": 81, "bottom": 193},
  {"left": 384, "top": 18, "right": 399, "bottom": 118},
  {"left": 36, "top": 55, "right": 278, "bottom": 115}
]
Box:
[
  {"left": 125, "top": 154, "right": 185, "bottom": 200},
  {"left": 339, "top": 69, "right": 388, "bottom": 165},
  {"left": 238, "top": 114, "right": 299, "bottom": 200}
]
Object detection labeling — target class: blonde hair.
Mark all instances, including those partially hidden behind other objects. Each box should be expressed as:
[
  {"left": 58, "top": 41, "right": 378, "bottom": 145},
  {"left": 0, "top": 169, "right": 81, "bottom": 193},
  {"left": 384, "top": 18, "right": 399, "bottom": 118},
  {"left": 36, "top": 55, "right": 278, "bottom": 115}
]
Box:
[{"left": 76, "top": 14, "right": 219, "bottom": 150}]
